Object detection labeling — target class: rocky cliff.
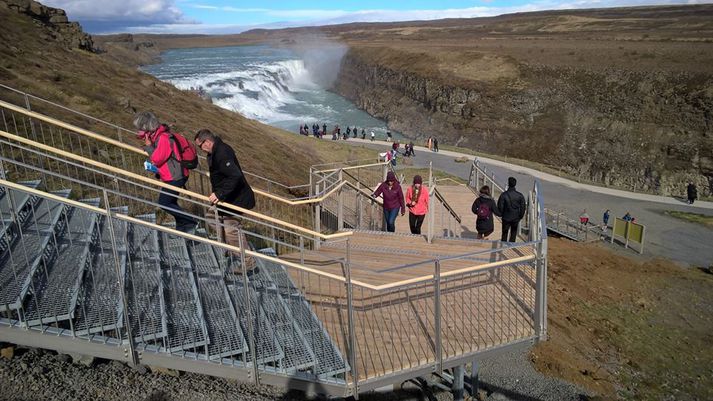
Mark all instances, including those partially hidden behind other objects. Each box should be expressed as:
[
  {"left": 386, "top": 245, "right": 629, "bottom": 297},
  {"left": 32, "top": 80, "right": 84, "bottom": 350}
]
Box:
[
  {"left": 333, "top": 48, "right": 713, "bottom": 197},
  {"left": 1, "top": 0, "right": 94, "bottom": 51}
]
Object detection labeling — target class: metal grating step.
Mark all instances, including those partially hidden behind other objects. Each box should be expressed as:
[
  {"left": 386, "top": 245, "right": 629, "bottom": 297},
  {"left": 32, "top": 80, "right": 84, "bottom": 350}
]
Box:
[
  {"left": 282, "top": 295, "right": 350, "bottom": 378},
  {"left": 189, "top": 240, "right": 223, "bottom": 277},
  {"left": 254, "top": 287, "right": 316, "bottom": 373},
  {"left": 228, "top": 284, "right": 284, "bottom": 364},
  {"left": 73, "top": 215, "right": 127, "bottom": 337},
  {"left": 126, "top": 214, "right": 167, "bottom": 343},
  {"left": 160, "top": 231, "right": 192, "bottom": 269},
  {"left": 22, "top": 204, "right": 99, "bottom": 326},
  {"left": 196, "top": 276, "right": 248, "bottom": 360},
  {"left": 256, "top": 248, "right": 349, "bottom": 378},
  {"left": 0, "top": 192, "right": 70, "bottom": 313},
  {"left": 161, "top": 267, "right": 209, "bottom": 353}
]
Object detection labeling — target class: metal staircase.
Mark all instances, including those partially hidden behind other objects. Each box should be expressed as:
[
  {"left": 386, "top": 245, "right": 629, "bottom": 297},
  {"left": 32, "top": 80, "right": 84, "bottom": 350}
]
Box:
[
  {"left": 0, "top": 85, "right": 548, "bottom": 398},
  {"left": 0, "top": 181, "right": 351, "bottom": 388}
]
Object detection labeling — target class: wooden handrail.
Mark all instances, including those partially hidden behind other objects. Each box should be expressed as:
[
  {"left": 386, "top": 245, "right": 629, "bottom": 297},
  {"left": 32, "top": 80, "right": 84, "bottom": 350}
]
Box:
[
  {"left": 0, "top": 130, "right": 352, "bottom": 240},
  {"left": 0, "top": 177, "right": 350, "bottom": 284},
  {"left": 0, "top": 178, "right": 536, "bottom": 292},
  {"left": 0, "top": 99, "right": 336, "bottom": 206},
  {"left": 316, "top": 160, "right": 388, "bottom": 174}
]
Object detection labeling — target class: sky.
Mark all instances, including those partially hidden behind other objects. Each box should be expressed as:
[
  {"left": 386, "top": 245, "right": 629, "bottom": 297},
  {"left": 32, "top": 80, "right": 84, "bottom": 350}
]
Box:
[{"left": 42, "top": 0, "right": 710, "bottom": 34}]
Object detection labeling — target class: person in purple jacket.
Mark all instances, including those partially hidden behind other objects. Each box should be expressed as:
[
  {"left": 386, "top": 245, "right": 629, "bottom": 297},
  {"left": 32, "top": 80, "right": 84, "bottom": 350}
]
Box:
[{"left": 372, "top": 171, "right": 405, "bottom": 232}]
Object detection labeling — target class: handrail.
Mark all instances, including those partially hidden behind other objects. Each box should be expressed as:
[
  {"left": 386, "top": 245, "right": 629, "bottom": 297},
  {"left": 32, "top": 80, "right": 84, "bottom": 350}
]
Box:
[
  {"left": 0, "top": 177, "right": 348, "bottom": 283},
  {"left": 1, "top": 176, "right": 536, "bottom": 292},
  {"left": 431, "top": 186, "right": 462, "bottom": 224},
  {"left": 0, "top": 99, "right": 327, "bottom": 206},
  {"left": 316, "top": 160, "right": 389, "bottom": 174},
  {"left": 341, "top": 169, "right": 378, "bottom": 191},
  {"left": 0, "top": 129, "right": 352, "bottom": 240}
]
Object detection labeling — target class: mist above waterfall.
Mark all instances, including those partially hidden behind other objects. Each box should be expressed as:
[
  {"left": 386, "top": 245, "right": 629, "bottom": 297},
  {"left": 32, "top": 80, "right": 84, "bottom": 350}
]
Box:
[{"left": 290, "top": 35, "right": 349, "bottom": 89}]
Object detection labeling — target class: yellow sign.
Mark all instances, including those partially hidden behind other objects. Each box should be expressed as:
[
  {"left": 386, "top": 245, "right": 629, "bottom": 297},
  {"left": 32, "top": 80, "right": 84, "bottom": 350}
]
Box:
[
  {"left": 613, "top": 218, "right": 627, "bottom": 238},
  {"left": 628, "top": 223, "right": 644, "bottom": 244}
]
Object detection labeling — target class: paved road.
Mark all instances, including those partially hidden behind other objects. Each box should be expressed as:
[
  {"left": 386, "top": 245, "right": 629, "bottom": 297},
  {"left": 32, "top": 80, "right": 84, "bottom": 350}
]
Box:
[{"left": 340, "top": 138, "right": 713, "bottom": 267}]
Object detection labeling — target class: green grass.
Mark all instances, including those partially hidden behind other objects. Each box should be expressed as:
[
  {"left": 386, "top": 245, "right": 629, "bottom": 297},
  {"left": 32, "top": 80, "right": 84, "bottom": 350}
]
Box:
[{"left": 665, "top": 210, "right": 713, "bottom": 228}]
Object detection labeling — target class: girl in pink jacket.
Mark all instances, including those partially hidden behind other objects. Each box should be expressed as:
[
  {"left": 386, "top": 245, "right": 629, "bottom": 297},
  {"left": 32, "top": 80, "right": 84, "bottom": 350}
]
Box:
[{"left": 405, "top": 175, "right": 429, "bottom": 235}]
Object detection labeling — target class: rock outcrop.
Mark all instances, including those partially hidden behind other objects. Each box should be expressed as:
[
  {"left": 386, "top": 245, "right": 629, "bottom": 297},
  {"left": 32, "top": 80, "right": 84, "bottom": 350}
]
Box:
[
  {"left": 1, "top": 0, "right": 94, "bottom": 52},
  {"left": 334, "top": 49, "right": 713, "bottom": 197}
]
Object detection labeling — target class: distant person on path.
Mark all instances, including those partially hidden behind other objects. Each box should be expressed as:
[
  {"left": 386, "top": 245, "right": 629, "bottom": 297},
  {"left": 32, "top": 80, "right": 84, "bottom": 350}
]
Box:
[
  {"left": 687, "top": 182, "right": 698, "bottom": 204},
  {"left": 409, "top": 141, "right": 415, "bottom": 157},
  {"left": 426, "top": 136, "right": 432, "bottom": 151},
  {"left": 194, "top": 129, "right": 256, "bottom": 271},
  {"left": 386, "top": 131, "right": 393, "bottom": 142},
  {"left": 372, "top": 171, "right": 405, "bottom": 233},
  {"left": 370, "top": 131, "right": 375, "bottom": 141},
  {"left": 471, "top": 185, "right": 501, "bottom": 239},
  {"left": 352, "top": 127, "right": 357, "bottom": 138},
  {"left": 602, "top": 209, "right": 610, "bottom": 230},
  {"left": 346, "top": 126, "right": 351, "bottom": 137},
  {"left": 323, "top": 123, "right": 327, "bottom": 135},
  {"left": 579, "top": 209, "right": 590, "bottom": 225},
  {"left": 361, "top": 128, "right": 366, "bottom": 139},
  {"left": 134, "top": 111, "right": 197, "bottom": 234},
  {"left": 622, "top": 212, "right": 633, "bottom": 222},
  {"left": 497, "top": 177, "right": 526, "bottom": 242},
  {"left": 433, "top": 137, "right": 439, "bottom": 152},
  {"left": 406, "top": 175, "right": 429, "bottom": 235}
]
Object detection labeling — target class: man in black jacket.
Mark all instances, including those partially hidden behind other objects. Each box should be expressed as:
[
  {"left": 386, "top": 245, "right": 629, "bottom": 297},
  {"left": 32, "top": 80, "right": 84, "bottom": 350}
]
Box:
[
  {"left": 497, "top": 177, "right": 526, "bottom": 242},
  {"left": 195, "top": 129, "right": 256, "bottom": 271}
]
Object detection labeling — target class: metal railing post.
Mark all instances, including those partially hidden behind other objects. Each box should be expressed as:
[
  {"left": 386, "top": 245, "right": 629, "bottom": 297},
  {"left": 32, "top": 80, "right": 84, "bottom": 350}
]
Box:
[
  {"left": 345, "top": 238, "right": 359, "bottom": 398},
  {"left": 427, "top": 162, "right": 434, "bottom": 243},
  {"left": 102, "top": 190, "right": 139, "bottom": 366},
  {"left": 238, "top": 228, "right": 260, "bottom": 384},
  {"left": 337, "top": 170, "right": 344, "bottom": 230},
  {"left": 434, "top": 259, "right": 442, "bottom": 373}
]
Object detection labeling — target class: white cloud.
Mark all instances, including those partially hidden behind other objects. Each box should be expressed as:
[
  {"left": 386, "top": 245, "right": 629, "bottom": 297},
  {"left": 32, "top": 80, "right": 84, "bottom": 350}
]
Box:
[{"left": 42, "top": 0, "right": 186, "bottom": 24}]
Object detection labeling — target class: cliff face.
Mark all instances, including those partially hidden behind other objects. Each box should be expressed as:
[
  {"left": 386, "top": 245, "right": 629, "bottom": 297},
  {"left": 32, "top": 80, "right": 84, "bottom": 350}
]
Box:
[
  {"left": 1, "top": 0, "right": 94, "bottom": 51},
  {"left": 334, "top": 49, "right": 713, "bottom": 197}
]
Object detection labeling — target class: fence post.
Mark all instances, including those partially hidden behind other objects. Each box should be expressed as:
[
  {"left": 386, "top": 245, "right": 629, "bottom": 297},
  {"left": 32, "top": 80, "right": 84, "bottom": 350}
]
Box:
[
  {"left": 345, "top": 238, "right": 359, "bottom": 398},
  {"left": 337, "top": 170, "right": 344, "bottom": 230},
  {"left": 434, "top": 259, "right": 442, "bottom": 373},
  {"left": 534, "top": 237, "right": 548, "bottom": 341},
  {"left": 102, "top": 190, "right": 139, "bottom": 366},
  {"left": 238, "top": 227, "right": 260, "bottom": 385},
  {"left": 427, "top": 162, "right": 434, "bottom": 243}
]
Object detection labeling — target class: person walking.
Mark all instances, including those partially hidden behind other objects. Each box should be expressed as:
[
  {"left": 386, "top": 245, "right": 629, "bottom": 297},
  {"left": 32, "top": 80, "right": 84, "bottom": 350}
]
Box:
[
  {"left": 472, "top": 185, "right": 501, "bottom": 239},
  {"left": 579, "top": 209, "right": 590, "bottom": 225},
  {"left": 372, "top": 171, "right": 405, "bottom": 233},
  {"left": 370, "top": 131, "right": 375, "bottom": 141},
  {"left": 134, "top": 111, "right": 197, "bottom": 234},
  {"left": 497, "top": 177, "right": 526, "bottom": 242},
  {"left": 602, "top": 209, "right": 610, "bottom": 230},
  {"left": 687, "top": 182, "right": 698, "bottom": 204},
  {"left": 361, "top": 128, "right": 366, "bottom": 139},
  {"left": 405, "top": 175, "right": 429, "bottom": 235},
  {"left": 433, "top": 137, "right": 439, "bottom": 152},
  {"left": 194, "top": 129, "right": 256, "bottom": 271}
]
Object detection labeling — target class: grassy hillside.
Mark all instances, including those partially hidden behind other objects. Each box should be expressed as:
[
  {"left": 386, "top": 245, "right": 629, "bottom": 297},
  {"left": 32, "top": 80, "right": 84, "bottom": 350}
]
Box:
[{"left": 0, "top": 2, "right": 371, "bottom": 187}]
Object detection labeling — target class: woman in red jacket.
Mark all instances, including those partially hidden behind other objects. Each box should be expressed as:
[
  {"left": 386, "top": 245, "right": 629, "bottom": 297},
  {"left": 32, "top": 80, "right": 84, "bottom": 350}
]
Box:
[
  {"left": 134, "top": 111, "right": 197, "bottom": 234},
  {"left": 405, "top": 175, "right": 429, "bottom": 235}
]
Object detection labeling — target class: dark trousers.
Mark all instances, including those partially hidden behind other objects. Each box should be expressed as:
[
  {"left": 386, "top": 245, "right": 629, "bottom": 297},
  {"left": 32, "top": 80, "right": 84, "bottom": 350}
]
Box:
[
  {"left": 158, "top": 177, "right": 196, "bottom": 232},
  {"left": 501, "top": 220, "right": 519, "bottom": 242},
  {"left": 409, "top": 213, "right": 425, "bottom": 235},
  {"left": 383, "top": 207, "right": 399, "bottom": 232}
]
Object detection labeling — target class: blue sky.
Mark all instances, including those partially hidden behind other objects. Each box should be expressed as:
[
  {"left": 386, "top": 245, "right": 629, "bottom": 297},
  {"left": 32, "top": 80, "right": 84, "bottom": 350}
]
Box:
[{"left": 42, "top": 0, "right": 710, "bottom": 34}]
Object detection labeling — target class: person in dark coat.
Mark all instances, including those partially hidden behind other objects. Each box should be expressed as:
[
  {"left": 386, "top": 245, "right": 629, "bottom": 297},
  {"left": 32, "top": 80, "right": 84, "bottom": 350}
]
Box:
[
  {"left": 497, "top": 177, "right": 526, "bottom": 242},
  {"left": 687, "top": 182, "right": 698, "bottom": 204},
  {"left": 471, "top": 185, "right": 501, "bottom": 239},
  {"left": 372, "top": 171, "right": 405, "bottom": 232},
  {"left": 194, "top": 129, "right": 256, "bottom": 271}
]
